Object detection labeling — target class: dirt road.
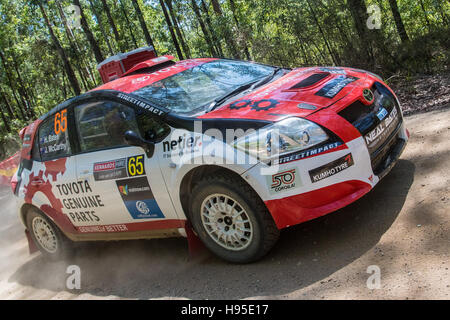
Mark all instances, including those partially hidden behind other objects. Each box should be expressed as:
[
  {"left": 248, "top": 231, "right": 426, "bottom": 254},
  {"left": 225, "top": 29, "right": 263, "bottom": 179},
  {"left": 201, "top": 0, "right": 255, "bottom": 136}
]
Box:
[{"left": 0, "top": 109, "right": 449, "bottom": 300}]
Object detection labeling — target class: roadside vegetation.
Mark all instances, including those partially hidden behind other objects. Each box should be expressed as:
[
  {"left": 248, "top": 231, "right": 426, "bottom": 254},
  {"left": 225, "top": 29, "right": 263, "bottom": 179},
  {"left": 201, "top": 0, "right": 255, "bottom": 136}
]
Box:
[{"left": 0, "top": 0, "right": 449, "bottom": 159}]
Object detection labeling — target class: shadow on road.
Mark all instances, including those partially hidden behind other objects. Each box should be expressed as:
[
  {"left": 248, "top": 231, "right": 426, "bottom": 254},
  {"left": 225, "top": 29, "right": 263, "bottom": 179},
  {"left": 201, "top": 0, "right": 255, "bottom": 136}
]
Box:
[{"left": 9, "top": 160, "right": 415, "bottom": 299}]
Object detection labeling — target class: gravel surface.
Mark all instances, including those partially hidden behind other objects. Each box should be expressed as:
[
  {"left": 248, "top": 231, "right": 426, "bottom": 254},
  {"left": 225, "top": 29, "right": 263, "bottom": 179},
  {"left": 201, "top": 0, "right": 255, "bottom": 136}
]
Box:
[{"left": 0, "top": 109, "right": 449, "bottom": 300}]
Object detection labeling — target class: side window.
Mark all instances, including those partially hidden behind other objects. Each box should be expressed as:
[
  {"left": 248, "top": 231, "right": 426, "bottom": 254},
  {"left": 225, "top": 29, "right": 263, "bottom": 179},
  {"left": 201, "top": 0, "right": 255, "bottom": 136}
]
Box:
[
  {"left": 136, "top": 109, "right": 170, "bottom": 142},
  {"left": 75, "top": 101, "right": 140, "bottom": 153},
  {"left": 38, "top": 110, "right": 71, "bottom": 161},
  {"left": 31, "top": 134, "right": 41, "bottom": 161}
]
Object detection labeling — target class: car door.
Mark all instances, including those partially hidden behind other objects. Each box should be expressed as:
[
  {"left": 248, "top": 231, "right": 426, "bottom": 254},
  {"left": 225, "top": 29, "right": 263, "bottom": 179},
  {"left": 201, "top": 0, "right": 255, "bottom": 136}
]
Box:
[
  {"left": 21, "top": 108, "right": 78, "bottom": 233},
  {"left": 71, "top": 99, "right": 180, "bottom": 232}
]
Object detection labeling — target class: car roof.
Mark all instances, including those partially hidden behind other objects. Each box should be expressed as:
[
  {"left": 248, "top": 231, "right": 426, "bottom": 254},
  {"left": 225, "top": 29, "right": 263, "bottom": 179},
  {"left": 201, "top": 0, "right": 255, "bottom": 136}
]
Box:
[
  {"left": 91, "top": 58, "right": 218, "bottom": 94},
  {"left": 38, "top": 58, "right": 218, "bottom": 121}
]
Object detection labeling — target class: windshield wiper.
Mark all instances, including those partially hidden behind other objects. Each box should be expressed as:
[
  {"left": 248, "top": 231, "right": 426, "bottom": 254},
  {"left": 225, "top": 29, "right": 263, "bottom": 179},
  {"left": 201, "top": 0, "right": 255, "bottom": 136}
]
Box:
[
  {"left": 205, "top": 67, "right": 282, "bottom": 113},
  {"left": 248, "top": 67, "right": 282, "bottom": 92}
]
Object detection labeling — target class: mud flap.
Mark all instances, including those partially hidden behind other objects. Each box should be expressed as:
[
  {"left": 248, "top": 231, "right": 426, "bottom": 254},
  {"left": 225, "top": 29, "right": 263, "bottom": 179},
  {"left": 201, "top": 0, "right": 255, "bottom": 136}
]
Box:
[
  {"left": 25, "top": 229, "right": 38, "bottom": 254},
  {"left": 185, "top": 222, "right": 208, "bottom": 259}
]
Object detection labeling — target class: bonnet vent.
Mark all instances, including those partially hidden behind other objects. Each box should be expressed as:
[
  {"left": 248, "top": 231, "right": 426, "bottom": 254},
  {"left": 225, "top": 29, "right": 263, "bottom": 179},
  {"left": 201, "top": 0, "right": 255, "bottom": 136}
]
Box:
[{"left": 290, "top": 72, "right": 330, "bottom": 89}]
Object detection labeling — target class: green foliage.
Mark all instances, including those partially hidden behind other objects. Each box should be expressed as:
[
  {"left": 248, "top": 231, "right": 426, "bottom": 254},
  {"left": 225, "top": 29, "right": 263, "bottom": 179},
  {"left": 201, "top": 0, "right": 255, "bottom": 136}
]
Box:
[{"left": 0, "top": 0, "right": 449, "bottom": 152}]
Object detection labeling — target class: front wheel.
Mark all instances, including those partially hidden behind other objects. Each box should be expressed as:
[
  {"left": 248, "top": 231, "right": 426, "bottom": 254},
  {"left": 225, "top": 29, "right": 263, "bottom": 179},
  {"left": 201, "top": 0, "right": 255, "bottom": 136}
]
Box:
[{"left": 190, "top": 174, "right": 280, "bottom": 263}]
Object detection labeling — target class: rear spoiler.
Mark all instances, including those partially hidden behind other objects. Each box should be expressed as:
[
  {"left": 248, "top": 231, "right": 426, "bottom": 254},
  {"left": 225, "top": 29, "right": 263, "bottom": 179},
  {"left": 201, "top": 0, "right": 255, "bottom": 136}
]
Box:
[{"left": 122, "top": 55, "right": 175, "bottom": 77}]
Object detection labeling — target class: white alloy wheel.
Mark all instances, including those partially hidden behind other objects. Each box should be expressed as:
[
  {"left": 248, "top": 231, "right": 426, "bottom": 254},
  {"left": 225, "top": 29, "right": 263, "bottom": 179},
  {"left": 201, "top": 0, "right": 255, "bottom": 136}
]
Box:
[
  {"left": 200, "top": 193, "right": 254, "bottom": 251},
  {"left": 32, "top": 216, "right": 58, "bottom": 254}
]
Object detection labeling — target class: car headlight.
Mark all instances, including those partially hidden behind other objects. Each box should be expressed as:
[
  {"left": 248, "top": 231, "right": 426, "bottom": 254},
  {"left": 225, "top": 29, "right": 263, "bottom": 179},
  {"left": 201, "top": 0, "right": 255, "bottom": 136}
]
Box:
[{"left": 233, "top": 117, "right": 329, "bottom": 161}]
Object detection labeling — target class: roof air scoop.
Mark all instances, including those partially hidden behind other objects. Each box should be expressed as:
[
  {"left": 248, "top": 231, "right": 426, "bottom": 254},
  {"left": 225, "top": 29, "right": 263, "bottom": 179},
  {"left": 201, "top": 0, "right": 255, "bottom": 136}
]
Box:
[
  {"left": 96, "top": 46, "right": 175, "bottom": 84},
  {"left": 289, "top": 72, "right": 330, "bottom": 90}
]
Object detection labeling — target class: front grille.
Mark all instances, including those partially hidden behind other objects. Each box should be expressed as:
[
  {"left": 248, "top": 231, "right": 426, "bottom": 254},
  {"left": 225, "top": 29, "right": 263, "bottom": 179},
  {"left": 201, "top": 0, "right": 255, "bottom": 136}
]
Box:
[
  {"left": 338, "top": 81, "right": 404, "bottom": 174},
  {"left": 371, "top": 128, "right": 401, "bottom": 175}
]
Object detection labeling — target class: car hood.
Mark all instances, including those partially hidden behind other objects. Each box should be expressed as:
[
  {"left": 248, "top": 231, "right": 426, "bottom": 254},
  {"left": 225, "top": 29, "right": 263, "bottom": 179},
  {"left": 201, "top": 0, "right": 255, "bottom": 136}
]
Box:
[{"left": 199, "top": 66, "right": 369, "bottom": 122}]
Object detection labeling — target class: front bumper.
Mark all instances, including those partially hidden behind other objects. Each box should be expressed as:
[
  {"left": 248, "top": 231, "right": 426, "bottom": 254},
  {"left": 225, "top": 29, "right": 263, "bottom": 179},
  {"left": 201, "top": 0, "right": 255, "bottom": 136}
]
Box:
[{"left": 243, "top": 121, "right": 408, "bottom": 229}]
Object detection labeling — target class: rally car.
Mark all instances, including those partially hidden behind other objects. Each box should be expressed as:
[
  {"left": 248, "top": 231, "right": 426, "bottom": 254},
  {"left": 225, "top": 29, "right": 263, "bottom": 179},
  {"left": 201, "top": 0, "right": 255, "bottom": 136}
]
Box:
[{"left": 12, "top": 48, "right": 409, "bottom": 263}]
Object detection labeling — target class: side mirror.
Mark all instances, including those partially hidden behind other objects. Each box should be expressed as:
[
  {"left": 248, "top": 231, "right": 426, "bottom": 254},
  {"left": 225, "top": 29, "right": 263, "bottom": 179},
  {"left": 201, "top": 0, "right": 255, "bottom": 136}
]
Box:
[{"left": 124, "top": 130, "right": 155, "bottom": 158}]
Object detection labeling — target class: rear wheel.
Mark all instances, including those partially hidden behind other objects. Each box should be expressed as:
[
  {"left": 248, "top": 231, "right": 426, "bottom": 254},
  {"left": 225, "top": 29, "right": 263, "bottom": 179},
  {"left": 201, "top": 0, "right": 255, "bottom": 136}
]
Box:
[
  {"left": 26, "top": 208, "right": 72, "bottom": 260},
  {"left": 190, "top": 174, "right": 279, "bottom": 263}
]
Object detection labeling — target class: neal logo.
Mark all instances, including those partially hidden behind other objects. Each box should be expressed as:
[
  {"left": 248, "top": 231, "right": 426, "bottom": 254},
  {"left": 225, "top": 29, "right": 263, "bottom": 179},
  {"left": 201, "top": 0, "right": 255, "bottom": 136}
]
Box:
[
  {"left": 365, "top": 107, "right": 398, "bottom": 148},
  {"left": 268, "top": 168, "right": 300, "bottom": 194}
]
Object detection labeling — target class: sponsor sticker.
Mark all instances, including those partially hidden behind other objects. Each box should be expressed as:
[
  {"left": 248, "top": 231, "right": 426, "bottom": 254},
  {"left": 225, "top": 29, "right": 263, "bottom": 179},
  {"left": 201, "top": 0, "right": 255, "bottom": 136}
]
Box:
[
  {"left": 376, "top": 107, "right": 388, "bottom": 121},
  {"left": 93, "top": 155, "right": 146, "bottom": 181},
  {"left": 315, "top": 76, "right": 358, "bottom": 99},
  {"left": 309, "top": 153, "right": 354, "bottom": 183},
  {"left": 93, "top": 158, "right": 127, "bottom": 181},
  {"left": 267, "top": 168, "right": 301, "bottom": 195},
  {"left": 115, "top": 177, "right": 164, "bottom": 219}
]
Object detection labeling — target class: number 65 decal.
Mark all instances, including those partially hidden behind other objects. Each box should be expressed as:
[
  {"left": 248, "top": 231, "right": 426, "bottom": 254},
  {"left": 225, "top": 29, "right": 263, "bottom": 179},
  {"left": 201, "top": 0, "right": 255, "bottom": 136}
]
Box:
[
  {"left": 54, "top": 109, "right": 67, "bottom": 135},
  {"left": 127, "top": 155, "right": 145, "bottom": 176}
]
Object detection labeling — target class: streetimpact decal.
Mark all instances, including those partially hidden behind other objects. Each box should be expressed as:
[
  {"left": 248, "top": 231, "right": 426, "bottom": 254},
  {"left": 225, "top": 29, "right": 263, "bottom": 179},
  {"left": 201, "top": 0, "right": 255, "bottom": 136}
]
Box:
[
  {"left": 315, "top": 76, "right": 358, "bottom": 98},
  {"left": 115, "top": 177, "right": 164, "bottom": 219},
  {"left": 309, "top": 153, "right": 354, "bottom": 183},
  {"left": 274, "top": 141, "right": 342, "bottom": 165}
]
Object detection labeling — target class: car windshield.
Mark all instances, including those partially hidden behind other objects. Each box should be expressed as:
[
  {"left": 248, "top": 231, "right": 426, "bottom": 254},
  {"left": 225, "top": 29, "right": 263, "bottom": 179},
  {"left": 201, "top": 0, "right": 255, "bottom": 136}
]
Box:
[{"left": 132, "top": 60, "right": 274, "bottom": 114}]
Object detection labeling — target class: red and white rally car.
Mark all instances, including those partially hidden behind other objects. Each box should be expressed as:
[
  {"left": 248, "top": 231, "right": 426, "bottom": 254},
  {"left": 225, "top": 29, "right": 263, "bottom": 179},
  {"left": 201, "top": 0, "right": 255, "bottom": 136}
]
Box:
[{"left": 12, "top": 47, "right": 408, "bottom": 263}]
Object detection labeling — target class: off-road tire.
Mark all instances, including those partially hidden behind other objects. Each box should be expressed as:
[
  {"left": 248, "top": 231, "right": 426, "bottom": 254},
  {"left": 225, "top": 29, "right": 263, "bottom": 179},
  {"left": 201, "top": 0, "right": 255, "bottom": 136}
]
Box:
[
  {"left": 26, "top": 207, "right": 73, "bottom": 261},
  {"left": 190, "top": 173, "right": 280, "bottom": 263}
]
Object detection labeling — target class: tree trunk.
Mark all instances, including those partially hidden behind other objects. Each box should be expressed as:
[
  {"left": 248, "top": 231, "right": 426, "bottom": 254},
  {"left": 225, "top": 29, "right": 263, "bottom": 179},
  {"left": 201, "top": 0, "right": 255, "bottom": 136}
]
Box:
[
  {"left": 159, "top": 0, "right": 184, "bottom": 60},
  {"left": 0, "top": 91, "right": 15, "bottom": 119},
  {"left": 39, "top": 2, "right": 81, "bottom": 96},
  {"left": 73, "top": 0, "right": 105, "bottom": 63},
  {"left": 419, "top": 0, "right": 431, "bottom": 31},
  {"left": 346, "top": 0, "right": 374, "bottom": 66},
  {"left": 166, "top": 0, "right": 191, "bottom": 58},
  {"left": 131, "top": 0, "right": 157, "bottom": 51},
  {"left": 0, "top": 105, "right": 11, "bottom": 133},
  {"left": 191, "top": 0, "right": 217, "bottom": 56},
  {"left": 10, "top": 53, "right": 35, "bottom": 118},
  {"left": 306, "top": 0, "right": 340, "bottom": 65},
  {"left": 200, "top": 0, "right": 223, "bottom": 57},
  {"left": 210, "top": 0, "right": 239, "bottom": 58},
  {"left": 228, "top": 0, "right": 251, "bottom": 60},
  {"left": 388, "top": 0, "right": 409, "bottom": 43},
  {"left": 56, "top": 1, "right": 96, "bottom": 87},
  {"left": 88, "top": 0, "right": 115, "bottom": 55},
  {"left": 118, "top": 0, "right": 138, "bottom": 49},
  {"left": 0, "top": 50, "right": 27, "bottom": 120},
  {"left": 210, "top": 0, "right": 222, "bottom": 15},
  {"left": 100, "top": 0, "right": 126, "bottom": 52}
]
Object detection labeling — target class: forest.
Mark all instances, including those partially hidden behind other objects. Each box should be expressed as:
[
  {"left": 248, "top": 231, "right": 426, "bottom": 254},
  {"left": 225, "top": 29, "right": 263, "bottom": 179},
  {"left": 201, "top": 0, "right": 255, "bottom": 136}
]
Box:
[{"left": 0, "top": 0, "right": 449, "bottom": 158}]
